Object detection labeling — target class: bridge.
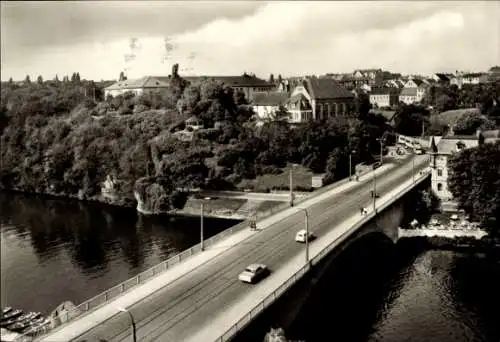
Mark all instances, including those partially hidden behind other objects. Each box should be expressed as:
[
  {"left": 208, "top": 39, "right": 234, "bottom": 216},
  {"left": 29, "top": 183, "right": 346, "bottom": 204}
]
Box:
[{"left": 27, "top": 154, "right": 430, "bottom": 342}]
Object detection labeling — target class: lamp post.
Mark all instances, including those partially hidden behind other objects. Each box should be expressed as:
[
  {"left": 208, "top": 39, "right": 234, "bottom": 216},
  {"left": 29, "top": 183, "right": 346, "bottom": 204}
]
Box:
[
  {"left": 299, "top": 208, "right": 310, "bottom": 264},
  {"left": 376, "top": 137, "right": 384, "bottom": 165},
  {"left": 372, "top": 165, "right": 377, "bottom": 213},
  {"left": 200, "top": 197, "right": 211, "bottom": 251},
  {"left": 117, "top": 307, "right": 137, "bottom": 342},
  {"left": 289, "top": 164, "right": 298, "bottom": 207},
  {"left": 412, "top": 155, "right": 415, "bottom": 183},
  {"left": 349, "top": 150, "right": 356, "bottom": 181}
]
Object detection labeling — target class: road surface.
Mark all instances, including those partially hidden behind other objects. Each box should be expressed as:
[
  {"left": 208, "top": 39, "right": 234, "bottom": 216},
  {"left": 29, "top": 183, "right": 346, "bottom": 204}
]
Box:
[{"left": 71, "top": 155, "right": 429, "bottom": 342}]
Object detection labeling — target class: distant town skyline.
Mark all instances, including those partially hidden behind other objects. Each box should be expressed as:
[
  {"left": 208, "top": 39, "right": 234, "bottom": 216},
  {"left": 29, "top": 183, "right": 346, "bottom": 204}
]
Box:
[{"left": 1, "top": 1, "right": 499, "bottom": 81}]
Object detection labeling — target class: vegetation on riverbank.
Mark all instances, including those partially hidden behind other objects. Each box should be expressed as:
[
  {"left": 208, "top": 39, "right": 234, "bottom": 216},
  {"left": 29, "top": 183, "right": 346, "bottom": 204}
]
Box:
[
  {"left": 447, "top": 141, "right": 500, "bottom": 236},
  {"left": 1, "top": 71, "right": 499, "bottom": 214},
  {"left": 0, "top": 70, "right": 387, "bottom": 213}
]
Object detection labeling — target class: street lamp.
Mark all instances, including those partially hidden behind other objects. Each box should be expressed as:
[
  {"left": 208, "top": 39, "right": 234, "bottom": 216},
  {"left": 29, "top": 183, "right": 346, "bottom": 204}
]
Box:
[
  {"left": 289, "top": 164, "right": 299, "bottom": 207},
  {"left": 376, "top": 137, "right": 384, "bottom": 165},
  {"left": 298, "top": 208, "right": 310, "bottom": 264},
  {"left": 412, "top": 155, "right": 415, "bottom": 183},
  {"left": 372, "top": 164, "right": 377, "bottom": 213},
  {"left": 349, "top": 150, "right": 356, "bottom": 181},
  {"left": 200, "top": 197, "right": 211, "bottom": 251},
  {"left": 117, "top": 307, "right": 137, "bottom": 342}
]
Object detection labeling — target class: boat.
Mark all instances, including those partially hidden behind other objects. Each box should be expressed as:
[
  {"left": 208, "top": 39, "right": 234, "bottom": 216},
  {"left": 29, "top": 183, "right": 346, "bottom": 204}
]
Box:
[
  {"left": 0, "top": 318, "right": 19, "bottom": 328},
  {"left": 1, "top": 307, "right": 13, "bottom": 316},
  {"left": 7, "top": 320, "right": 31, "bottom": 333},
  {"left": 0, "top": 309, "right": 23, "bottom": 321}
]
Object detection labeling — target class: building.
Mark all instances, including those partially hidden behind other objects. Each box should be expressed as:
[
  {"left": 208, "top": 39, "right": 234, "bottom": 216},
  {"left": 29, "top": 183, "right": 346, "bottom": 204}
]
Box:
[
  {"left": 369, "top": 88, "right": 400, "bottom": 108},
  {"left": 288, "top": 77, "right": 354, "bottom": 122},
  {"left": 185, "top": 73, "right": 275, "bottom": 102},
  {"left": 104, "top": 76, "right": 171, "bottom": 98},
  {"left": 398, "top": 78, "right": 428, "bottom": 104},
  {"left": 384, "top": 79, "right": 405, "bottom": 89},
  {"left": 429, "top": 130, "right": 500, "bottom": 207},
  {"left": 287, "top": 93, "right": 313, "bottom": 123},
  {"left": 431, "top": 73, "right": 454, "bottom": 85},
  {"left": 251, "top": 92, "right": 290, "bottom": 121},
  {"left": 105, "top": 73, "right": 275, "bottom": 102}
]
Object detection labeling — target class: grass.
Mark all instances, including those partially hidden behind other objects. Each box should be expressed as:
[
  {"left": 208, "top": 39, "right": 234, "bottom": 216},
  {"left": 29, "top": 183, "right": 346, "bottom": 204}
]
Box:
[
  {"left": 257, "top": 200, "right": 284, "bottom": 213},
  {"left": 237, "top": 164, "right": 315, "bottom": 191},
  {"left": 432, "top": 108, "right": 479, "bottom": 127},
  {"left": 186, "top": 198, "right": 247, "bottom": 212}
]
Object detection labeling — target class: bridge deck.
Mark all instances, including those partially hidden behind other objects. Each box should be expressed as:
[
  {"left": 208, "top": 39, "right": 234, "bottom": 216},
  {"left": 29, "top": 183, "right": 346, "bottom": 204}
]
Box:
[{"left": 38, "top": 156, "right": 429, "bottom": 342}]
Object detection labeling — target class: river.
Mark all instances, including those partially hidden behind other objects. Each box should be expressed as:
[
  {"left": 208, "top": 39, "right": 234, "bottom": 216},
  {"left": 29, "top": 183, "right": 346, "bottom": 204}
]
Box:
[
  {"left": 1, "top": 193, "right": 499, "bottom": 342},
  {"left": 0, "top": 191, "right": 240, "bottom": 315}
]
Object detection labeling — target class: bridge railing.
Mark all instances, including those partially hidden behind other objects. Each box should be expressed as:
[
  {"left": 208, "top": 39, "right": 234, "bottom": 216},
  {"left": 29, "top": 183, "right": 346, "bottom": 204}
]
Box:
[
  {"left": 16, "top": 165, "right": 387, "bottom": 341},
  {"left": 215, "top": 169, "right": 431, "bottom": 342}
]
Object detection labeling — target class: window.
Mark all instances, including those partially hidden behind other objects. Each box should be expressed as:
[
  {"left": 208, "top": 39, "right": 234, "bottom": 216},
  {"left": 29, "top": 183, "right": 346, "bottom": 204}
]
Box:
[
  {"left": 437, "top": 183, "right": 443, "bottom": 191},
  {"left": 437, "top": 169, "right": 443, "bottom": 176}
]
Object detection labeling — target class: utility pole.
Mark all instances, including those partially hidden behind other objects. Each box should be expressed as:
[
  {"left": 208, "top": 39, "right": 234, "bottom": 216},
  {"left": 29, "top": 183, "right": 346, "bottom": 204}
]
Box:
[
  {"left": 200, "top": 203, "right": 205, "bottom": 251},
  {"left": 299, "top": 208, "right": 310, "bottom": 264},
  {"left": 372, "top": 166, "right": 377, "bottom": 212},
  {"left": 376, "top": 137, "right": 384, "bottom": 165},
  {"left": 349, "top": 152, "right": 352, "bottom": 181},
  {"left": 289, "top": 168, "right": 294, "bottom": 207}
]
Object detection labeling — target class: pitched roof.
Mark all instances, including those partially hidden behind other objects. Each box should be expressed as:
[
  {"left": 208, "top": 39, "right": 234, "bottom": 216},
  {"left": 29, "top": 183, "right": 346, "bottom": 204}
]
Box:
[
  {"left": 184, "top": 75, "right": 273, "bottom": 88},
  {"left": 252, "top": 92, "right": 289, "bottom": 106},
  {"left": 434, "top": 73, "right": 451, "bottom": 82},
  {"left": 304, "top": 78, "right": 354, "bottom": 100},
  {"left": 370, "top": 87, "right": 400, "bottom": 95},
  {"left": 287, "top": 93, "right": 311, "bottom": 109},
  {"left": 399, "top": 88, "right": 417, "bottom": 96},
  {"left": 462, "top": 73, "right": 485, "bottom": 78},
  {"left": 406, "top": 78, "right": 424, "bottom": 87},
  {"left": 105, "top": 76, "right": 171, "bottom": 90}
]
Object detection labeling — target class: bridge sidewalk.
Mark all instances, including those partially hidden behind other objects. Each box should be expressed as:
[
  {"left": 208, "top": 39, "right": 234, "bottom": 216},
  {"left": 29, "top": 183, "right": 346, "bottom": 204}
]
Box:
[
  {"left": 39, "top": 164, "right": 396, "bottom": 342},
  {"left": 185, "top": 168, "right": 430, "bottom": 342}
]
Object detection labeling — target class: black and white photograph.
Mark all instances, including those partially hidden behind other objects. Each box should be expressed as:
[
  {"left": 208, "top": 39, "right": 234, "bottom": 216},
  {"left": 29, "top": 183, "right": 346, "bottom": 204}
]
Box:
[{"left": 1, "top": 1, "right": 500, "bottom": 341}]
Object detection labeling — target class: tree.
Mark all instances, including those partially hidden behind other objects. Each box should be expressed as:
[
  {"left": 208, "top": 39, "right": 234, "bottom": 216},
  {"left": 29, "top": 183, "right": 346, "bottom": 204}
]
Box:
[
  {"left": 8, "top": 77, "right": 13, "bottom": 84},
  {"left": 37, "top": 75, "right": 44, "bottom": 84},
  {"left": 75, "top": 72, "right": 81, "bottom": 83},
  {"left": 54, "top": 74, "right": 60, "bottom": 83},
  {"left": 25, "top": 75, "right": 31, "bottom": 84},
  {"left": 119, "top": 71, "right": 127, "bottom": 81},
  {"left": 453, "top": 111, "right": 496, "bottom": 135},
  {"left": 393, "top": 104, "right": 429, "bottom": 136},
  {"left": 447, "top": 141, "right": 500, "bottom": 236},
  {"left": 269, "top": 74, "right": 275, "bottom": 84},
  {"left": 264, "top": 327, "right": 288, "bottom": 342},
  {"left": 354, "top": 93, "right": 372, "bottom": 119}
]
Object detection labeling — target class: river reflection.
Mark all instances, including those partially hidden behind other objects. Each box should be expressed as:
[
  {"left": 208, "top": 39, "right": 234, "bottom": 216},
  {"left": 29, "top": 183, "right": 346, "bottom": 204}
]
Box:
[{"left": 0, "top": 192, "right": 240, "bottom": 315}]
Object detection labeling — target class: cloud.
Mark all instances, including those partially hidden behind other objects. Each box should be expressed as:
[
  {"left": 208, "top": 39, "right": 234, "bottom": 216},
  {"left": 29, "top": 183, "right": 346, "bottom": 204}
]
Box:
[{"left": 1, "top": 1, "right": 499, "bottom": 81}]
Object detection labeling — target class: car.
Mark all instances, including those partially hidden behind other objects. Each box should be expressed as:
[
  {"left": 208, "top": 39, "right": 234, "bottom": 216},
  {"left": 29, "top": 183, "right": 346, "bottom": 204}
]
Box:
[
  {"left": 238, "top": 264, "right": 270, "bottom": 284},
  {"left": 295, "top": 229, "right": 315, "bottom": 243}
]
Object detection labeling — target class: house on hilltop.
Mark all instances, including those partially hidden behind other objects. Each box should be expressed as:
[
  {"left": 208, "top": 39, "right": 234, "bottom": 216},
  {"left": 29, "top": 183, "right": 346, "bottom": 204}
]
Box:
[
  {"left": 369, "top": 87, "right": 400, "bottom": 108},
  {"left": 399, "top": 78, "right": 428, "bottom": 104},
  {"left": 184, "top": 73, "right": 275, "bottom": 102},
  {"left": 288, "top": 77, "right": 354, "bottom": 122},
  {"left": 104, "top": 73, "right": 274, "bottom": 102},
  {"left": 104, "top": 76, "right": 171, "bottom": 97},
  {"left": 251, "top": 92, "right": 290, "bottom": 122}
]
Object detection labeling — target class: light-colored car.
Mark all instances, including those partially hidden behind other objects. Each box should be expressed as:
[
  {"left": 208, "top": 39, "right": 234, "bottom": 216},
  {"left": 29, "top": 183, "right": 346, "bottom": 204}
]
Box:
[
  {"left": 295, "top": 229, "right": 315, "bottom": 243},
  {"left": 238, "top": 264, "right": 270, "bottom": 284}
]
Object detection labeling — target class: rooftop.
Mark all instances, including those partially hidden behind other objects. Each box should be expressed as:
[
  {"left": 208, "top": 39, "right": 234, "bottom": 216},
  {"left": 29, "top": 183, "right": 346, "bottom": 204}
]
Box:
[
  {"left": 252, "top": 92, "right": 289, "bottom": 106},
  {"left": 304, "top": 77, "right": 354, "bottom": 100}
]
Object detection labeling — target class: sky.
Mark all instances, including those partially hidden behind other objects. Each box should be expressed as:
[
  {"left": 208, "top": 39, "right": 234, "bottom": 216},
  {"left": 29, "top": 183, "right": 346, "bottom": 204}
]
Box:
[{"left": 1, "top": 1, "right": 499, "bottom": 81}]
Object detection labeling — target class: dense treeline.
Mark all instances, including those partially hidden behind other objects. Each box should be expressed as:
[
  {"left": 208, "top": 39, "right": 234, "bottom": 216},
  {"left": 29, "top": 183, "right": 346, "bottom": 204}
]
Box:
[
  {"left": 448, "top": 141, "right": 500, "bottom": 236},
  {"left": 0, "top": 72, "right": 387, "bottom": 213},
  {"left": 391, "top": 82, "right": 500, "bottom": 137}
]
